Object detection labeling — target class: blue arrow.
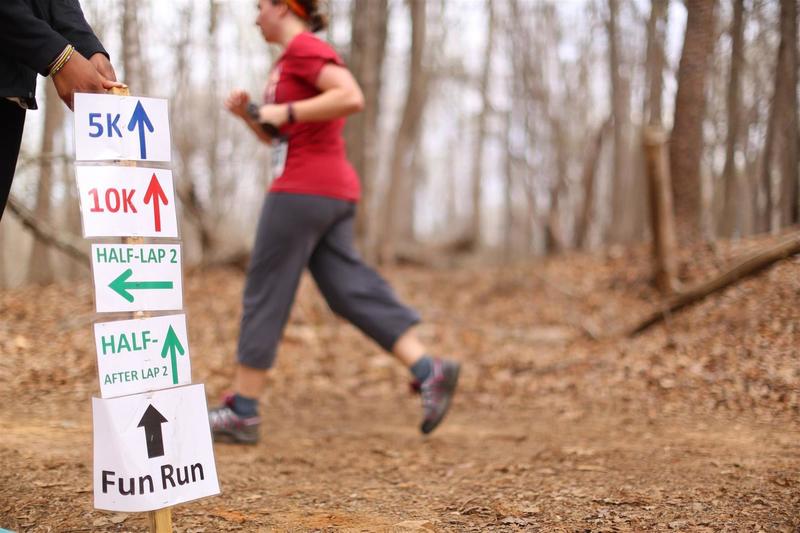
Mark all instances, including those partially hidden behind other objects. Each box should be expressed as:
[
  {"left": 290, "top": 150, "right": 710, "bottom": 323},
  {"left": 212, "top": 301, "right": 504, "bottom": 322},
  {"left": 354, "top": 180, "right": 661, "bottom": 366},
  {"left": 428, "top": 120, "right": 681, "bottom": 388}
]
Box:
[{"left": 127, "top": 100, "right": 154, "bottom": 159}]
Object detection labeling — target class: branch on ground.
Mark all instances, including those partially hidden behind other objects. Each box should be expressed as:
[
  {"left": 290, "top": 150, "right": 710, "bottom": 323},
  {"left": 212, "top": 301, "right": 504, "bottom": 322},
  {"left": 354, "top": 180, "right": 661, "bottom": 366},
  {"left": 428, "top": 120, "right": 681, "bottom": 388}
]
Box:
[{"left": 7, "top": 195, "right": 90, "bottom": 266}]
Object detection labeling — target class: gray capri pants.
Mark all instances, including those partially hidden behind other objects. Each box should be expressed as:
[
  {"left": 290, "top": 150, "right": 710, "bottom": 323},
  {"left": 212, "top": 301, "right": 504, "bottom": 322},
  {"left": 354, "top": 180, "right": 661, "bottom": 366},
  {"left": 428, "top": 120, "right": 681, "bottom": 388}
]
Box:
[{"left": 237, "top": 193, "right": 421, "bottom": 369}]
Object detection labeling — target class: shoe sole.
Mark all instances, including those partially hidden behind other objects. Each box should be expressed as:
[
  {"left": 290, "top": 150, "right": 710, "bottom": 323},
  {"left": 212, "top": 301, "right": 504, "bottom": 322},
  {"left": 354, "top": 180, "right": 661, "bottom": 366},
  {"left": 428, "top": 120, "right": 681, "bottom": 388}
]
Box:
[
  {"left": 421, "top": 362, "right": 461, "bottom": 435},
  {"left": 212, "top": 431, "right": 260, "bottom": 445}
]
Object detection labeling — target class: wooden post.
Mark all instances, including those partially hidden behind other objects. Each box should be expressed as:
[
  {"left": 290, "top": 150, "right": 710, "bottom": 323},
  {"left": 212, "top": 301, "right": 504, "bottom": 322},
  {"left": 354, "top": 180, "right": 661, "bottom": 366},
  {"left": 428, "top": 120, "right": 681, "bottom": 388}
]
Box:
[
  {"left": 643, "top": 126, "right": 681, "bottom": 294},
  {"left": 109, "top": 86, "right": 174, "bottom": 533}
]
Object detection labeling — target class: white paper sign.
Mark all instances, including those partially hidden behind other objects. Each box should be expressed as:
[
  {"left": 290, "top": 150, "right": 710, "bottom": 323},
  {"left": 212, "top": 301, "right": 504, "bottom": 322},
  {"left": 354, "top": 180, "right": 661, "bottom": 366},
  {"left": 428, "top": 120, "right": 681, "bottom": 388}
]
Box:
[
  {"left": 94, "top": 314, "right": 191, "bottom": 398},
  {"left": 93, "top": 385, "right": 220, "bottom": 512},
  {"left": 92, "top": 244, "right": 183, "bottom": 313},
  {"left": 74, "top": 93, "right": 171, "bottom": 162},
  {"left": 76, "top": 166, "right": 178, "bottom": 238}
]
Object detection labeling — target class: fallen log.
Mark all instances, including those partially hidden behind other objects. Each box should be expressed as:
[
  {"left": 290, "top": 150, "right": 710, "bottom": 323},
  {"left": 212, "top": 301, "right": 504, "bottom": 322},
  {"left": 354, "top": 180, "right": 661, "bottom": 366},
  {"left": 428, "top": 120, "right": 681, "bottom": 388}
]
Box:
[
  {"left": 627, "top": 231, "right": 800, "bottom": 336},
  {"left": 7, "top": 195, "right": 90, "bottom": 266}
]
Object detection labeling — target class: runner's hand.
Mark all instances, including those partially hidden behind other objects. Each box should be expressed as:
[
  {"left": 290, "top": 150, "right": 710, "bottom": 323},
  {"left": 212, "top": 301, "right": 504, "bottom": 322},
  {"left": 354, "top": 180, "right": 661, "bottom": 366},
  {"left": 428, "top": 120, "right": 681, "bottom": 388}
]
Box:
[{"left": 225, "top": 89, "right": 251, "bottom": 119}]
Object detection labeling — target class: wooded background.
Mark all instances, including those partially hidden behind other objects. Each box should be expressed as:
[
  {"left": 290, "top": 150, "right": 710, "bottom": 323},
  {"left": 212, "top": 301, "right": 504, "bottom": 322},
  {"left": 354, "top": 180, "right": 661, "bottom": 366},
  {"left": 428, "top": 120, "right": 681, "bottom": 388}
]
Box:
[{"left": 2, "top": 0, "right": 798, "bottom": 287}]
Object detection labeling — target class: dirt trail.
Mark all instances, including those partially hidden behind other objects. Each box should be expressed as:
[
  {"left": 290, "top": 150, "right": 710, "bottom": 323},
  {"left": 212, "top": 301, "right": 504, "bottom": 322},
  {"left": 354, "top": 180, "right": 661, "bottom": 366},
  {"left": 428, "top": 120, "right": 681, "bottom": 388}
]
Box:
[{"left": 1, "top": 239, "right": 799, "bottom": 531}]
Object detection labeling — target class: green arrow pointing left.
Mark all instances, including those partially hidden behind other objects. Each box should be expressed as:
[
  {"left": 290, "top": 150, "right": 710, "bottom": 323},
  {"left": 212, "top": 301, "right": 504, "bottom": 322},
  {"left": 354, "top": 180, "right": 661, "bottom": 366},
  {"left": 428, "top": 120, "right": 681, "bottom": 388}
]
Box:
[
  {"left": 109, "top": 268, "right": 174, "bottom": 302},
  {"left": 161, "top": 325, "right": 186, "bottom": 384}
]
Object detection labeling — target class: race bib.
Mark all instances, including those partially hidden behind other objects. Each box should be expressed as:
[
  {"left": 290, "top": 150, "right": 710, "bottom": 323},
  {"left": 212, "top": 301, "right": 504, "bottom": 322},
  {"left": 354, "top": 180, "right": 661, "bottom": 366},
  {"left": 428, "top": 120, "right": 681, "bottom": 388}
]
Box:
[{"left": 271, "top": 138, "right": 288, "bottom": 178}]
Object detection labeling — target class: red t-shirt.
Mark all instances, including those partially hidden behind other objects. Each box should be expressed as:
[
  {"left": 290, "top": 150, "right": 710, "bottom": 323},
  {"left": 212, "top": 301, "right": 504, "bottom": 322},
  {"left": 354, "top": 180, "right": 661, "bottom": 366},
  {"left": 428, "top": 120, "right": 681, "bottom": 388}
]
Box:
[{"left": 263, "top": 32, "right": 360, "bottom": 202}]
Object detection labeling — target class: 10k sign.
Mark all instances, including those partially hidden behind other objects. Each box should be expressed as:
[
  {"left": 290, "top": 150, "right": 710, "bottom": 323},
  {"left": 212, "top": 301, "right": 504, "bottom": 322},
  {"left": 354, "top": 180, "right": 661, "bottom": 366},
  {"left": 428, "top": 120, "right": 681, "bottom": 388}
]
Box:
[
  {"left": 91, "top": 244, "right": 183, "bottom": 313},
  {"left": 74, "top": 93, "right": 171, "bottom": 162},
  {"left": 93, "top": 385, "right": 219, "bottom": 512},
  {"left": 76, "top": 166, "right": 178, "bottom": 238},
  {"left": 94, "top": 314, "right": 191, "bottom": 398}
]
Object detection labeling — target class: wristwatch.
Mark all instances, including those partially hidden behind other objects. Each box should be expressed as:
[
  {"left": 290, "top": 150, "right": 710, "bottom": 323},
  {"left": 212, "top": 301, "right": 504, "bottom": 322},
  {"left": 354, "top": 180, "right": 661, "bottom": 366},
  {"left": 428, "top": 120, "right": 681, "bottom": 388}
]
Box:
[{"left": 246, "top": 102, "right": 260, "bottom": 122}]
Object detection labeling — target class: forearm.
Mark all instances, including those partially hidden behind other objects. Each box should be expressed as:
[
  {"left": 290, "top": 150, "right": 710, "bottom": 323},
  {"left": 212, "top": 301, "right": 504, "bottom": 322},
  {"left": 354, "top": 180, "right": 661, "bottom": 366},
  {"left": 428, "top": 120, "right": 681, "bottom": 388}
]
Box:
[
  {"left": 0, "top": 0, "right": 69, "bottom": 75},
  {"left": 242, "top": 116, "right": 274, "bottom": 144},
  {"left": 291, "top": 87, "right": 363, "bottom": 123}
]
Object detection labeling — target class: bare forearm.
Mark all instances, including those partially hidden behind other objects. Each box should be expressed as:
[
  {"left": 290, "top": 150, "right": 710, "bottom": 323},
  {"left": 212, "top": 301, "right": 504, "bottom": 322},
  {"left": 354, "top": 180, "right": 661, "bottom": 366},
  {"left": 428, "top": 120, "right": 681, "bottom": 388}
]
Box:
[
  {"left": 292, "top": 87, "right": 364, "bottom": 122},
  {"left": 243, "top": 116, "right": 273, "bottom": 144}
]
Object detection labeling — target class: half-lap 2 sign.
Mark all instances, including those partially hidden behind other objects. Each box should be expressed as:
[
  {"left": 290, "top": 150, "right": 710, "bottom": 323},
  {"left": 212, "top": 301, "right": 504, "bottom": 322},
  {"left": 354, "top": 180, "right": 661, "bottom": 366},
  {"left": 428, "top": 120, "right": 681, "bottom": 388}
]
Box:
[
  {"left": 93, "top": 384, "right": 219, "bottom": 512},
  {"left": 91, "top": 243, "right": 183, "bottom": 313}
]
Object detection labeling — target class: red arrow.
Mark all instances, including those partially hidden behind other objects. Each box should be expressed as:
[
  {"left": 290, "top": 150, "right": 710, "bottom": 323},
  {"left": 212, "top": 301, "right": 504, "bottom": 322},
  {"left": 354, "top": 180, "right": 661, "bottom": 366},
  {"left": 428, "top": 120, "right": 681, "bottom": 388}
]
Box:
[{"left": 143, "top": 173, "right": 168, "bottom": 232}]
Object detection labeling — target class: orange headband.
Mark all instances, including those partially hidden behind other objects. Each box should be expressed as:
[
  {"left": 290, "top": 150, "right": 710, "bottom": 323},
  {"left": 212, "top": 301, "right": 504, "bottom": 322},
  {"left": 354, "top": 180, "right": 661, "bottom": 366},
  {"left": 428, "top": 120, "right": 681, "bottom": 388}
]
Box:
[{"left": 286, "top": 0, "right": 308, "bottom": 20}]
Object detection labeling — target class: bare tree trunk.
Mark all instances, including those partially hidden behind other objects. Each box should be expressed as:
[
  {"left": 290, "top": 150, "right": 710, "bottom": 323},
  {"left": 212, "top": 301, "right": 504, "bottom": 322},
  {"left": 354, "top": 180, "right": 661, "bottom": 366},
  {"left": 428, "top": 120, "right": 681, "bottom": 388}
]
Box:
[
  {"left": 576, "top": 118, "right": 611, "bottom": 249},
  {"left": 669, "top": 0, "right": 717, "bottom": 244},
  {"left": 28, "top": 82, "right": 63, "bottom": 284},
  {"left": 121, "top": 0, "right": 149, "bottom": 93},
  {"left": 378, "top": 0, "right": 428, "bottom": 264},
  {"left": 758, "top": 0, "right": 798, "bottom": 233},
  {"left": 503, "top": 112, "right": 514, "bottom": 259},
  {"left": 467, "top": 0, "right": 495, "bottom": 250},
  {"left": 606, "top": 0, "right": 633, "bottom": 243},
  {"left": 345, "top": 0, "right": 388, "bottom": 251},
  {"left": 719, "top": 0, "right": 745, "bottom": 237},
  {"left": 644, "top": 0, "right": 669, "bottom": 126}
]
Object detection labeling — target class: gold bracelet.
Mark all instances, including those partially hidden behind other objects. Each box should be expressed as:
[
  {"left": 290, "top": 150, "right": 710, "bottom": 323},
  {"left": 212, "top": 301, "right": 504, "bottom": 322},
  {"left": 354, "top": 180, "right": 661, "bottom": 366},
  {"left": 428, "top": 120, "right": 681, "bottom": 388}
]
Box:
[
  {"left": 49, "top": 44, "right": 75, "bottom": 78},
  {"left": 48, "top": 45, "right": 70, "bottom": 74}
]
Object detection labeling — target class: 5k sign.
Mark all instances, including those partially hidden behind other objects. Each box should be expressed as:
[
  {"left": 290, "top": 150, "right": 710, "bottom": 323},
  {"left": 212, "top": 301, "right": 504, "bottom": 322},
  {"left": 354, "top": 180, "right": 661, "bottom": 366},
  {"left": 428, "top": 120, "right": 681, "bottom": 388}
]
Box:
[
  {"left": 74, "top": 93, "right": 171, "bottom": 162},
  {"left": 76, "top": 166, "right": 178, "bottom": 238},
  {"left": 94, "top": 314, "right": 191, "bottom": 398},
  {"left": 92, "top": 244, "right": 183, "bottom": 313}
]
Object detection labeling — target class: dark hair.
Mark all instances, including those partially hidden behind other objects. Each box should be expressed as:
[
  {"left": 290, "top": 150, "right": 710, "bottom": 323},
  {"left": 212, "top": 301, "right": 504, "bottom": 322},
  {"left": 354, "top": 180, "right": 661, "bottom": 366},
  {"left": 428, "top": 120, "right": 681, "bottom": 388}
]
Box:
[{"left": 273, "top": 0, "right": 328, "bottom": 32}]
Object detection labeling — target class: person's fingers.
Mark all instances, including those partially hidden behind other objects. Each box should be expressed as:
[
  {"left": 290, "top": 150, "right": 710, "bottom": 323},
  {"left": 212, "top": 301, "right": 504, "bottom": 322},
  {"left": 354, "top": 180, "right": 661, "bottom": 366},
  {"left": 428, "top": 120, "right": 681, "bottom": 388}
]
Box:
[
  {"left": 89, "top": 53, "right": 118, "bottom": 82},
  {"left": 101, "top": 78, "right": 127, "bottom": 90}
]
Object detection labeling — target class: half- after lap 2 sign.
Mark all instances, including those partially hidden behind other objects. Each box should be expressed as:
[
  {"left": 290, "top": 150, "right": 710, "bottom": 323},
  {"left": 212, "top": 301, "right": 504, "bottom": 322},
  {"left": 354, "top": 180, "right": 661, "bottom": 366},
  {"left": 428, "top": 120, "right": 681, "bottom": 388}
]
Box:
[
  {"left": 94, "top": 314, "right": 191, "bottom": 398},
  {"left": 76, "top": 166, "right": 178, "bottom": 238},
  {"left": 74, "top": 93, "right": 171, "bottom": 162},
  {"left": 93, "top": 384, "right": 219, "bottom": 512},
  {"left": 92, "top": 244, "right": 183, "bottom": 313}
]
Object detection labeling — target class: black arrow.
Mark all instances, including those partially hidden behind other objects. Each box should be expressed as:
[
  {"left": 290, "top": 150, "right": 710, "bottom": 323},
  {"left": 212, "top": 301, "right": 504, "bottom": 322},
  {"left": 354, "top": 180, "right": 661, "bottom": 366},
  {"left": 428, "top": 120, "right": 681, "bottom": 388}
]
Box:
[{"left": 137, "top": 404, "right": 168, "bottom": 459}]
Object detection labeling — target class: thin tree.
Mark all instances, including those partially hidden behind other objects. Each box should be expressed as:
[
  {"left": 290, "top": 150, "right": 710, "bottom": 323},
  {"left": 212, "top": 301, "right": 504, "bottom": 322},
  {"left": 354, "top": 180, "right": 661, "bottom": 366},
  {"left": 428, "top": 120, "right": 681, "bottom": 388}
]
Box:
[
  {"left": 467, "top": 0, "right": 495, "bottom": 250},
  {"left": 719, "top": 0, "right": 745, "bottom": 237},
  {"left": 28, "top": 82, "right": 63, "bottom": 284},
  {"left": 643, "top": 0, "right": 669, "bottom": 126},
  {"left": 344, "top": 0, "right": 389, "bottom": 249},
  {"left": 378, "top": 0, "right": 428, "bottom": 263},
  {"left": 761, "top": 0, "right": 799, "bottom": 231},
  {"left": 669, "top": 0, "right": 717, "bottom": 244}
]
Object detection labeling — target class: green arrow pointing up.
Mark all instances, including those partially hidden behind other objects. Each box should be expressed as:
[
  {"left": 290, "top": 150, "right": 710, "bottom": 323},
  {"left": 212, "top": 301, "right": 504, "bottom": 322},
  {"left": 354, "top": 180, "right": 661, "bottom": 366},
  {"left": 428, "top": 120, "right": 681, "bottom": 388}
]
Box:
[
  {"left": 161, "top": 325, "right": 186, "bottom": 384},
  {"left": 109, "top": 268, "right": 174, "bottom": 302}
]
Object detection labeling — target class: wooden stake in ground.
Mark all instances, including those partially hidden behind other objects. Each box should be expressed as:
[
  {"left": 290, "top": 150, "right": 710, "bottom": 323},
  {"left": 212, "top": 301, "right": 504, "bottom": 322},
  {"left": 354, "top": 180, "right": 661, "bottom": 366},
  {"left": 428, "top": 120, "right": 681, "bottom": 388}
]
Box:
[
  {"left": 109, "top": 86, "right": 173, "bottom": 533},
  {"left": 643, "top": 126, "right": 680, "bottom": 294}
]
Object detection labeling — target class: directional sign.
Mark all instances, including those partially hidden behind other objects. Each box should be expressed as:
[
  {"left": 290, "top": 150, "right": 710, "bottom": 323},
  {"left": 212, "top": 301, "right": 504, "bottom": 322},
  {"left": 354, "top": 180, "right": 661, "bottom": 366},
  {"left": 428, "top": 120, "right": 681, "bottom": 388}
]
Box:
[
  {"left": 74, "top": 93, "right": 171, "bottom": 162},
  {"left": 76, "top": 166, "right": 178, "bottom": 238},
  {"left": 92, "top": 244, "right": 183, "bottom": 313},
  {"left": 94, "top": 314, "right": 191, "bottom": 398},
  {"left": 93, "top": 384, "right": 219, "bottom": 512}
]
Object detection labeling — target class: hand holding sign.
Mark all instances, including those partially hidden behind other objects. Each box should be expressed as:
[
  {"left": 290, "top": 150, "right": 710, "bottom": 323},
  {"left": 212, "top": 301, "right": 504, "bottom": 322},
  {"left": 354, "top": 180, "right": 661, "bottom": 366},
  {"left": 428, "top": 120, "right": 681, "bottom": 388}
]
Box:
[{"left": 53, "top": 53, "right": 125, "bottom": 110}]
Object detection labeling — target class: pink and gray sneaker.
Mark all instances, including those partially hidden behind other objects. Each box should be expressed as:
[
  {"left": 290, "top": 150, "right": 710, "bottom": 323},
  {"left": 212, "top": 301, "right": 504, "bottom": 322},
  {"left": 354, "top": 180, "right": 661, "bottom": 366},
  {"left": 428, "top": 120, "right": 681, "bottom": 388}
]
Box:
[
  {"left": 208, "top": 394, "right": 261, "bottom": 445},
  {"left": 411, "top": 358, "right": 461, "bottom": 434}
]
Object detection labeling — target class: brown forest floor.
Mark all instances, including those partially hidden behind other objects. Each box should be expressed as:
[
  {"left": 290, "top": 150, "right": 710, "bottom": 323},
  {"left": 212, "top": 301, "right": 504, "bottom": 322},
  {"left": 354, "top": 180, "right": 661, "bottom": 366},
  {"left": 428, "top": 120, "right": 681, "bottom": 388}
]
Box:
[{"left": 1, "top": 234, "right": 799, "bottom": 532}]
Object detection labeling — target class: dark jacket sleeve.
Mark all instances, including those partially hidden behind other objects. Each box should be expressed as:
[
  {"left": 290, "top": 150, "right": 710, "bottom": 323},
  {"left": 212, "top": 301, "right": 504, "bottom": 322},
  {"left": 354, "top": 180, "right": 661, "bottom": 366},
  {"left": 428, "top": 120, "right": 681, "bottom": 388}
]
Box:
[
  {"left": 0, "top": 0, "right": 69, "bottom": 76},
  {"left": 49, "top": 0, "right": 108, "bottom": 61}
]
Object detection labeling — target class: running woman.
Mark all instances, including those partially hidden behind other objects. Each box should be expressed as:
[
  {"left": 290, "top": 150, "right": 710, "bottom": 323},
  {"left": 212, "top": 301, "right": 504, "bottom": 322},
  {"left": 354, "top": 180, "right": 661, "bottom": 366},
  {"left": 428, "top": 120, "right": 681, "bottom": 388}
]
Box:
[{"left": 208, "top": 0, "right": 460, "bottom": 444}]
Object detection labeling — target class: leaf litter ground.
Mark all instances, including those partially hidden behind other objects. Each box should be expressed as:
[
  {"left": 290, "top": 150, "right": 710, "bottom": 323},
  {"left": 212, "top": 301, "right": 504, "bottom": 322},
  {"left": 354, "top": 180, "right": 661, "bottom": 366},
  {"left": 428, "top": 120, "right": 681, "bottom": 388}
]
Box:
[{"left": 1, "top": 234, "right": 799, "bottom": 532}]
